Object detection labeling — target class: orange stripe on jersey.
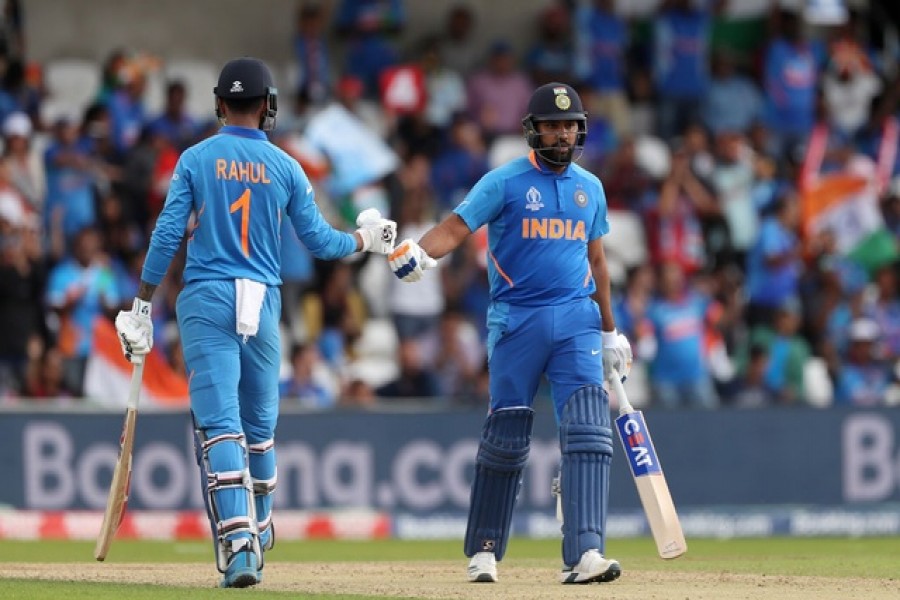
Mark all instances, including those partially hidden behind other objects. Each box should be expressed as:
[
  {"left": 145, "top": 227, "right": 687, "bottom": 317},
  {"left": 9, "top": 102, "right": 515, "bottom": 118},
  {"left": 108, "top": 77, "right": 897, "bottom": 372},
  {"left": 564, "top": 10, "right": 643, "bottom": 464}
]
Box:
[
  {"left": 583, "top": 265, "right": 592, "bottom": 287},
  {"left": 388, "top": 242, "right": 411, "bottom": 261},
  {"left": 489, "top": 250, "right": 515, "bottom": 288},
  {"left": 528, "top": 150, "right": 541, "bottom": 171},
  {"left": 188, "top": 201, "right": 206, "bottom": 241}
]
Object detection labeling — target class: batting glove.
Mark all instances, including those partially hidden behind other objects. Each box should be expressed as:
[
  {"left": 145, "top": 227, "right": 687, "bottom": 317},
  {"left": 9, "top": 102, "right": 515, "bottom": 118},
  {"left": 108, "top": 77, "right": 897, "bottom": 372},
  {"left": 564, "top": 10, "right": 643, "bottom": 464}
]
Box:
[
  {"left": 388, "top": 238, "right": 438, "bottom": 282},
  {"left": 602, "top": 330, "right": 632, "bottom": 382},
  {"left": 355, "top": 208, "right": 397, "bottom": 255},
  {"left": 115, "top": 298, "right": 153, "bottom": 364}
]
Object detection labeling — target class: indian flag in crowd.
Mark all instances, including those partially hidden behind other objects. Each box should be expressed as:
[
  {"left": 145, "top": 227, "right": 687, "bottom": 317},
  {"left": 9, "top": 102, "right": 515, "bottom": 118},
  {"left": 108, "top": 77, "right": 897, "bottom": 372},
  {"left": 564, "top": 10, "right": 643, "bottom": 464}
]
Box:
[
  {"left": 800, "top": 123, "right": 898, "bottom": 273},
  {"left": 84, "top": 318, "right": 189, "bottom": 409}
]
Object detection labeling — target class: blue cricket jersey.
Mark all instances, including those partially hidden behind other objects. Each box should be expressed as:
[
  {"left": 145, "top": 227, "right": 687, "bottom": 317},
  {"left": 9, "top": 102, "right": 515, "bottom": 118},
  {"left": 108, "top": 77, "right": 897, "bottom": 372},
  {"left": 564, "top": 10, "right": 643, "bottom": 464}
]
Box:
[
  {"left": 142, "top": 125, "right": 356, "bottom": 286},
  {"left": 454, "top": 151, "right": 609, "bottom": 306}
]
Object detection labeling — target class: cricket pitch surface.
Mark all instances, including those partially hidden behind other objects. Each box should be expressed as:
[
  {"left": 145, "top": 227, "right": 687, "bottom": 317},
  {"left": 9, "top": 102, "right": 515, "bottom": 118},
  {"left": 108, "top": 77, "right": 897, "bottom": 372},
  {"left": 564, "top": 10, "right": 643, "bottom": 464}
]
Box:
[{"left": 2, "top": 561, "right": 898, "bottom": 599}]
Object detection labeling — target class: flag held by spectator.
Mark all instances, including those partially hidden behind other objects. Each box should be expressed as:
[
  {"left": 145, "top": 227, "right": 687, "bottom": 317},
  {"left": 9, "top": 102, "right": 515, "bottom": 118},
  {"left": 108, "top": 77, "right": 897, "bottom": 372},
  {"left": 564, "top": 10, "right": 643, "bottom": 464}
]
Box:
[{"left": 84, "top": 318, "right": 189, "bottom": 408}]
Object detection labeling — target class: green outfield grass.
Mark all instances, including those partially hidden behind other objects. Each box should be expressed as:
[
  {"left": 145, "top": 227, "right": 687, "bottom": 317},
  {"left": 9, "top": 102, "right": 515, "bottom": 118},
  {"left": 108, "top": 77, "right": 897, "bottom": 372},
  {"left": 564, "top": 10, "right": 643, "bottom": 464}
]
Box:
[{"left": 1, "top": 537, "right": 898, "bottom": 599}]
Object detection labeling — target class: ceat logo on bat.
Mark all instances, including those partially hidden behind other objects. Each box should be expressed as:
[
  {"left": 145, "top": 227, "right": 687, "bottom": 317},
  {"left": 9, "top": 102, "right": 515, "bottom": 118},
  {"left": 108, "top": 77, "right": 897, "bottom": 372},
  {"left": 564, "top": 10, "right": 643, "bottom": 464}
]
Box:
[{"left": 615, "top": 411, "right": 662, "bottom": 477}]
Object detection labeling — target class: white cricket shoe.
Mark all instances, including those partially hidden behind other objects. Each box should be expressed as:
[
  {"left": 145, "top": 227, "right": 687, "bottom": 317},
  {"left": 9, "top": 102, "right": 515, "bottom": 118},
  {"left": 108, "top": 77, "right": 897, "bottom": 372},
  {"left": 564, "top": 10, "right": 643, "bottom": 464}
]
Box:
[
  {"left": 559, "top": 549, "right": 621, "bottom": 584},
  {"left": 467, "top": 552, "right": 498, "bottom": 583}
]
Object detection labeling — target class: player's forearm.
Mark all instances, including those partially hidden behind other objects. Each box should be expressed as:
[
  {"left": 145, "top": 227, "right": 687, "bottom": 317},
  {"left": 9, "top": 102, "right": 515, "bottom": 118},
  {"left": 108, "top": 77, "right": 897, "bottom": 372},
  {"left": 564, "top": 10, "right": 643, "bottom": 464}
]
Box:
[
  {"left": 418, "top": 214, "right": 471, "bottom": 259},
  {"left": 136, "top": 281, "right": 157, "bottom": 302},
  {"left": 591, "top": 263, "right": 616, "bottom": 332}
]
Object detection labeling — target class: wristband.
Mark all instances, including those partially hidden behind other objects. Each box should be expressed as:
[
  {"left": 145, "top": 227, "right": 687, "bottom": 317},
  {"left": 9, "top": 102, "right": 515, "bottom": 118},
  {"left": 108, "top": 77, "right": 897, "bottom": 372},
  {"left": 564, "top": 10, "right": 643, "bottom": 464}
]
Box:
[
  {"left": 355, "top": 228, "right": 372, "bottom": 252},
  {"left": 133, "top": 297, "right": 152, "bottom": 317},
  {"left": 601, "top": 328, "right": 618, "bottom": 347}
]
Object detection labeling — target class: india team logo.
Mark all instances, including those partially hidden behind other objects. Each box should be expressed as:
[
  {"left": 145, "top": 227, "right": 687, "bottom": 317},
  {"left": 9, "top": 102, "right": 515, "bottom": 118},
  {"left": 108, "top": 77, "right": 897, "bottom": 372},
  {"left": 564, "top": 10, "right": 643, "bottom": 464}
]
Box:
[
  {"left": 525, "top": 186, "right": 544, "bottom": 212},
  {"left": 553, "top": 86, "right": 571, "bottom": 110},
  {"left": 574, "top": 189, "right": 588, "bottom": 207}
]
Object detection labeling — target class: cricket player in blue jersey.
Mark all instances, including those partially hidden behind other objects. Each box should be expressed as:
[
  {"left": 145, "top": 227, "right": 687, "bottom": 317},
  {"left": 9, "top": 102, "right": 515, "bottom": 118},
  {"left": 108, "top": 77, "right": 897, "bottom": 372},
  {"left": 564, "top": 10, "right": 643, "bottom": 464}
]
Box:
[
  {"left": 389, "top": 82, "right": 632, "bottom": 584},
  {"left": 114, "top": 57, "right": 396, "bottom": 588}
]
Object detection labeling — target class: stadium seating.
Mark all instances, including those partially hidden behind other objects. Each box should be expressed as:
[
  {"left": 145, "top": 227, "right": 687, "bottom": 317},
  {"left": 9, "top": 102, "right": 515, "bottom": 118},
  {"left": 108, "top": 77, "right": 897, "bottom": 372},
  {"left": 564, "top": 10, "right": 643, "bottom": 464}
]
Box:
[
  {"left": 488, "top": 135, "right": 529, "bottom": 169},
  {"left": 43, "top": 58, "right": 100, "bottom": 122},
  {"left": 163, "top": 58, "right": 220, "bottom": 120},
  {"left": 603, "top": 210, "right": 648, "bottom": 286}
]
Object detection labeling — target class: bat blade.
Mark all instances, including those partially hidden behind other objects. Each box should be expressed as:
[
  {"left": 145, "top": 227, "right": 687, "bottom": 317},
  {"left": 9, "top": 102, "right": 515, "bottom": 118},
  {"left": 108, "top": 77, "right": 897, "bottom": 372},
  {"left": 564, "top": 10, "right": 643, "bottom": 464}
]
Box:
[
  {"left": 634, "top": 469, "right": 687, "bottom": 559},
  {"left": 94, "top": 362, "right": 143, "bottom": 561},
  {"left": 614, "top": 409, "right": 686, "bottom": 559}
]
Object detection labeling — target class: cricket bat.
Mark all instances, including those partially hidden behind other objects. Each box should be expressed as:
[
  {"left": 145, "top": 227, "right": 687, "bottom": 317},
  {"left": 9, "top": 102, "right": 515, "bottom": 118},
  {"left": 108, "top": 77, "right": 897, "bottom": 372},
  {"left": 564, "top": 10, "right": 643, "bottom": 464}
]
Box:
[
  {"left": 94, "top": 361, "right": 144, "bottom": 561},
  {"left": 610, "top": 370, "right": 687, "bottom": 559}
]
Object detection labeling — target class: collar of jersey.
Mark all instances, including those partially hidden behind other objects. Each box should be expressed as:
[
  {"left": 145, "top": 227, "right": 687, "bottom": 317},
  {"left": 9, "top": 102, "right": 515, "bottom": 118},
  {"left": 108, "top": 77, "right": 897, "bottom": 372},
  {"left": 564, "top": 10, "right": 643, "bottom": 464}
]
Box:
[
  {"left": 528, "top": 150, "right": 572, "bottom": 178},
  {"left": 220, "top": 125, "right": 267, "bottom": 140}
]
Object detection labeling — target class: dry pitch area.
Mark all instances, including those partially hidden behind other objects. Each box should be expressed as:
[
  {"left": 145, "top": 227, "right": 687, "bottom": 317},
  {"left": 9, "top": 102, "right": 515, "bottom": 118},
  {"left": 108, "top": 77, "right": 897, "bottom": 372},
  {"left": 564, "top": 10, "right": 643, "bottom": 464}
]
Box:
[{"left": 2, "top": 561, "right": 898, "bottom": 600}]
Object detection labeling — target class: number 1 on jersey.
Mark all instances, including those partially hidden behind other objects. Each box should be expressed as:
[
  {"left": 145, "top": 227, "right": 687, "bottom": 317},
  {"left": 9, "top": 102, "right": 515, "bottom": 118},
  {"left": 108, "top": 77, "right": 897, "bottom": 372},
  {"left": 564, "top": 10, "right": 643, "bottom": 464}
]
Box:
[{"left": 230, "top": 189, "right": 251, "bottom": 257}]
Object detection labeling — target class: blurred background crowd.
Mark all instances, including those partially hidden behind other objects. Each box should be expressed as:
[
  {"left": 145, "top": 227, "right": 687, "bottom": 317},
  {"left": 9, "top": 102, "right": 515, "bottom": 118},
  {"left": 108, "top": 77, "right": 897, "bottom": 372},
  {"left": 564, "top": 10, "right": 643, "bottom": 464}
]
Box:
[{"left": 0, "top": 0, "right": 898, "bottom": 410}]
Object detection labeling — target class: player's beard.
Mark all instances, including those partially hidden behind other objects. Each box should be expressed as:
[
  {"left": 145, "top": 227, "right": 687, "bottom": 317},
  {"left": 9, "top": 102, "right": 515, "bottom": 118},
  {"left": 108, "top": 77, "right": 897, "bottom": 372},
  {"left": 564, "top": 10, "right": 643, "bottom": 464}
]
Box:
[{"left": 541, "top": 142, "right": 573, "bottom": 165}]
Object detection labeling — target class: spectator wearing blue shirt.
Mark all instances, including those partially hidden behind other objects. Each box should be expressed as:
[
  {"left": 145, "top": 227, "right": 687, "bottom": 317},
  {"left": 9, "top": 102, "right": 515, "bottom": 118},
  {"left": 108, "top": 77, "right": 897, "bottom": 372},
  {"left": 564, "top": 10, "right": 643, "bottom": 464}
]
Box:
[
  {"left": 645, "top": 261, "right": 719, "bottom": 408},
  {"left": 334, "top": 0, "right": 405, "bottom": 36},
  {"left": 653, "top": 0, "right": 714, "bottom": 139},
  {"left": 279, "top": 343, "right": 336, "bottom": 409},
  {"left": 293, "top": 3, "right": 331, "bottom": 105},
  {"left": 45, "top": 227, "right": 119, "bottom": 395},
  {"left": 745, "top": 189, "right": 803, "bottom": 327},
  {"left": 43, "top": 116, "right": 98, "bottom": 242},
  {"left": 343, "top": 31, "right": 400, "bottom": 100},
  {"left": 147, "top": 81, "right": 198, "bottom": 152},
  {"left": 868, "top": 262, "right": 900, "bottom": 361},
  {"left": 0, "top": 60, "right": 40, "bottom": 126},
  {"left": 742, "top": 296, "right": 811, "bottom": 405},
  {"left": 835, "top": 317, "right": 890, "bottom": 405},
  {"left": 430, "top": 114, "right": 488, "bottom": 210},
  {"left": 525, "top": 2, "right": 575, "bottom": 87},
  {"left": 701, "top": 50, "right": 763, "bottom": 136},
  {"left": 574, "top": 0, "right": 631, "bottom": 137},
  {"left": 762, "top": 9, "right": 822, "bottom": 161},
  {"left": 336, "top": 0, "right": 403, "bottom": 99},
  {"left": 105, "top": 66, "right": 148, "bottom": 156}
]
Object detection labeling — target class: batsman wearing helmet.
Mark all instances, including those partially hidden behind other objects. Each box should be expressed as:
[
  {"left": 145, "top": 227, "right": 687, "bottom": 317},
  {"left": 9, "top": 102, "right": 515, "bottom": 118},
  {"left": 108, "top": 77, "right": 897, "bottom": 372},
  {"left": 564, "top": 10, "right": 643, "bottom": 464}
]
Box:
[
  {"left": 114, "top": 57, "right": 396, "bottom": 588},
  {"left": 389, "top": 82, "right": 632, "bottom": 584}
]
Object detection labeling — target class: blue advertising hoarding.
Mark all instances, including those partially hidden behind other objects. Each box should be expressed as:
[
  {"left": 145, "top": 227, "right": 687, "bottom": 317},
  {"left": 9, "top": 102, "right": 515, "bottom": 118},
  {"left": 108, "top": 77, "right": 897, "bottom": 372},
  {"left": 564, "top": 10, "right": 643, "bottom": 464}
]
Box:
[{"left": 3, "top": 407, "right": 900, "bottom": 513}]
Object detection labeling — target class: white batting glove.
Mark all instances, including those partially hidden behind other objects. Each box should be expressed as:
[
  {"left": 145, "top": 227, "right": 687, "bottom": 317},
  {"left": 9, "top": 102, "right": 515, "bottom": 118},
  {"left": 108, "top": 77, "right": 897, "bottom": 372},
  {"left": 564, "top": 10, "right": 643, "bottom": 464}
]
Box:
[
  {"left": 115, "top": 298, "right": 153, "bottom": 364},
  {"left": 388, "top": 238, "right": 438, "bottom": 282},
  {"left": 355, "top": 208, "right": 397, "bottom": 255},
  {"left": 602, "top": 330, "right": 632, "bottom": 382}
]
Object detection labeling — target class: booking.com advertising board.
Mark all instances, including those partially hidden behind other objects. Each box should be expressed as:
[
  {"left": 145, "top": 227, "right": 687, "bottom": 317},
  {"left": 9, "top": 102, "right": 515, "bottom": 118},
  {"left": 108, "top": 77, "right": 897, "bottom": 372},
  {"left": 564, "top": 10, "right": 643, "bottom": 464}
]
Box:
[{"left": 3, "top": 407, "right": 900, "bottom": 538}]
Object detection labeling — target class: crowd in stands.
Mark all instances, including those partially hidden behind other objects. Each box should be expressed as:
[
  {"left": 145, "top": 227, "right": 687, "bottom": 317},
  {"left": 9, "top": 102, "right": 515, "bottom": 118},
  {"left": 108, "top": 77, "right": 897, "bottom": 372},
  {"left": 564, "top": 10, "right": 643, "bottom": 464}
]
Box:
[{"left": 0, "top": 0, "right": 897, "bottom": 410}]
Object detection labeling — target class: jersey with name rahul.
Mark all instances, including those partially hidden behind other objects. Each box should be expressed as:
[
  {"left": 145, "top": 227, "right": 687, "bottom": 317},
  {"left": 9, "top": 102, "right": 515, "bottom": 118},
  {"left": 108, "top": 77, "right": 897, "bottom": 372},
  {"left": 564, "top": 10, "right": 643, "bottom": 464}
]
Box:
[
  {"left": 454, "top": 152, "right": 609, "bottom": 306},
  {"left": 142, "top": 126, "right": 355, "bottom": 287}
]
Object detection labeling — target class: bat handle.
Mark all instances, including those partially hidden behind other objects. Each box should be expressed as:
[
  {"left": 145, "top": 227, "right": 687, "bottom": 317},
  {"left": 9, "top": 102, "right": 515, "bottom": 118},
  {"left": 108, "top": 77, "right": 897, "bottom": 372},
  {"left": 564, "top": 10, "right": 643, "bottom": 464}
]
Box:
[
  {"left": 609, "top": 369, "right": 634, "bottom": 415},
  {"left": 126, "top": 362, "right": 145, "bottom": 410}
]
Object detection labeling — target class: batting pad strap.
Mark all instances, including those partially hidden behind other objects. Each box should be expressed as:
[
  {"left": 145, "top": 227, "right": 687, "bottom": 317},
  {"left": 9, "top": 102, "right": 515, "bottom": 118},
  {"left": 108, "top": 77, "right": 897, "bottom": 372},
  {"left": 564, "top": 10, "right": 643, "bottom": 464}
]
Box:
[
  {"left": 208, "top": 469, "right": 247, "bottom": 491},
  {"left": 248, "top": 438, "right": 274, "bottom": 454},
  {"left": 258, "top": 514, "right": 272, "bottom": 532},
  {"left": 464, "top": 407, "right": 534, "bottom": 561},
  {"left": 219, "top": 516, "right": 254, "bottom": 538},
  {"left": 252, "top": 473, "right": 277, "bottom": 496},
  {"left": 202, "top": 432, "right": 245, "bottom": 451},
  {"left": 559, "top": 385, "right": 614, "bottom": 566}
]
